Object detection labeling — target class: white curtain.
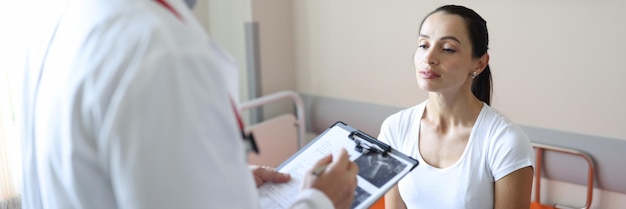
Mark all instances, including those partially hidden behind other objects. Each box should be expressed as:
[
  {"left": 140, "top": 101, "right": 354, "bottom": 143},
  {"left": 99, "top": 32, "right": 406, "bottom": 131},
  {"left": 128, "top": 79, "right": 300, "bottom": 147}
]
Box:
[{"left": 0, "top": 69, "right": 22, "bottom": 208}]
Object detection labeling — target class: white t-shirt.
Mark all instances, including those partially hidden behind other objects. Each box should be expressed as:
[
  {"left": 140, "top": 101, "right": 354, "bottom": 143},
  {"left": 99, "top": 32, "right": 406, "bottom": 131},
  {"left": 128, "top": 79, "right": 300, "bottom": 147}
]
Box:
[
  {"left": 22, "top": 0, "right": 332, "bottom": 208},
  {"left": 378, "top": 101, "right": 534, "bottom": 209}
]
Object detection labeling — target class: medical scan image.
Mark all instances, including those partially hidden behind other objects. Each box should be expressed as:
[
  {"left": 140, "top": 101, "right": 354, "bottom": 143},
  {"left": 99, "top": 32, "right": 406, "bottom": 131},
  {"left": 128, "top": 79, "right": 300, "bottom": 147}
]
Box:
[
  {"left": 350, "top": 186, "right": 371, "bottom": 208},
  {"left": 353, "top": 152, "right": 407, "bottom": 188}
]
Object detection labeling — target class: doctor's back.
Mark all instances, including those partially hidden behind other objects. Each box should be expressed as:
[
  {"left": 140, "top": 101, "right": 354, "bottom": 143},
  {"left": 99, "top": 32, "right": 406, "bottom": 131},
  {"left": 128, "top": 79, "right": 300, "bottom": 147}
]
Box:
[{"left": 22, "top": 0, "right": 260, "bottom": 208}]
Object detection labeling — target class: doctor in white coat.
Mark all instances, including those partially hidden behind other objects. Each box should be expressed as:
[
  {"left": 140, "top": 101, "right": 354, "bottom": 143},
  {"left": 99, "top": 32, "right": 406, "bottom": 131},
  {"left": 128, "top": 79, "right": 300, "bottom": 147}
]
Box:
[{"left": 22, "top": 0, "right": 358, "bottom": 208}]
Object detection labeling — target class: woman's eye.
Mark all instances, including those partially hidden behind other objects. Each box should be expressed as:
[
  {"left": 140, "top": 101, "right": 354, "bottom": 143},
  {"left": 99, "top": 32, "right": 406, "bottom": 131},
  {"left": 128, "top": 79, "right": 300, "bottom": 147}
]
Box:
[
  {"left": 442, "top": 48, "right": 457, "bottom": 53},
  {"left": 418, "top": 44, "right": 428, "bottom": 49}
]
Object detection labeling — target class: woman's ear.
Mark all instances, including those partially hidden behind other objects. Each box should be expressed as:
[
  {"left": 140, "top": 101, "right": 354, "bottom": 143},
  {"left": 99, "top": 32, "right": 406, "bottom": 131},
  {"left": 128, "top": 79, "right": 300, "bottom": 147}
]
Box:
[{"left": 474, "top": 53, "right": 490, "bottom": 74}]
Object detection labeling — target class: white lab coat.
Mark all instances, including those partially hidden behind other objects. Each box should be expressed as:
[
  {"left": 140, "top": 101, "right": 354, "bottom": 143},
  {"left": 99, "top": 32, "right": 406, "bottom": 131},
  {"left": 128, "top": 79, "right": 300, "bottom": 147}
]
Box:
[{"left": 22, "top": 0, "right": 333, "bottom": 208}]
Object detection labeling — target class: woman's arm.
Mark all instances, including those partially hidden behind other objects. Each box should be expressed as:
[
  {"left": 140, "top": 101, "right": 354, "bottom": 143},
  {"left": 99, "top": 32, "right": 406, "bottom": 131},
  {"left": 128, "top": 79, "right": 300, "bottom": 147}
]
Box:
[
  {"left": 384, "top": 184, "right": 407, "bottom": 209},
  {"left": 493, "top": 166, "right": 533, "bottom": 209}
]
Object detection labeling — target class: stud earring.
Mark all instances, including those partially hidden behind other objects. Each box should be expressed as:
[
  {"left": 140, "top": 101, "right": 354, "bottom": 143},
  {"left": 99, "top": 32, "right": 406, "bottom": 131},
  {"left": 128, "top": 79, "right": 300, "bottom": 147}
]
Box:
[{"left": 472, "top": 72, "right": 477, "bottom": 78}]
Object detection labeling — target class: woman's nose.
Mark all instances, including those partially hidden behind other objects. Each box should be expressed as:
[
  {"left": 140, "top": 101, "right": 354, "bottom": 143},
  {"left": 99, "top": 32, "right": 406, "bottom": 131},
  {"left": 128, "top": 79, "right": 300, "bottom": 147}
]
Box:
[{"left": 422, "top": 49, "right": 439, "bottom": 65}]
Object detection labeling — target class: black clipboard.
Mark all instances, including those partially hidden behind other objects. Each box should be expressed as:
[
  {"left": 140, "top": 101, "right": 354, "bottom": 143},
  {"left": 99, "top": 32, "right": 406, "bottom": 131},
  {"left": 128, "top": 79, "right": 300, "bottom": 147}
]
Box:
[{"left": 259, "top": 121, "right": 419, "bottom": 209}]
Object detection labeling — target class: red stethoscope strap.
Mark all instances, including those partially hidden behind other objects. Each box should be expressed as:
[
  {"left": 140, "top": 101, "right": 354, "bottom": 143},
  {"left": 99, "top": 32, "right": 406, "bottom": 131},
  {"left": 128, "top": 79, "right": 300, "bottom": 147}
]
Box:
[
  {"left": 154, "top": 0, "right": 183, "bottom": 21},
  {"left": 230, "top": 98, "right": 245, "bottom": 132}
]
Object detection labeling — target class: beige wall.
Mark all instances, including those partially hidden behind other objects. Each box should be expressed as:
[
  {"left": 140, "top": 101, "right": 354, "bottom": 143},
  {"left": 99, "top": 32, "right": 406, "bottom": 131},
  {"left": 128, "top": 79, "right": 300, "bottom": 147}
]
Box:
[
  {"left": 252, "top": 0, "right": 297, "bottom": 94},
  {"left": 291, "top": 0, "right": 626, "bottom": 140},
  {"left": 251, "top": 0, "right": 297, "bottom": 118}
]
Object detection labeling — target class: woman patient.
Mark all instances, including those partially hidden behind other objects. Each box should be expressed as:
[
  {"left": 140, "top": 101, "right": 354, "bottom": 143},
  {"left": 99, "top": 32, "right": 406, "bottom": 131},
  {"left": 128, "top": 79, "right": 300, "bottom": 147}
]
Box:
[{"left": 378, "top": 5, "right": 535, "bottom": 209}]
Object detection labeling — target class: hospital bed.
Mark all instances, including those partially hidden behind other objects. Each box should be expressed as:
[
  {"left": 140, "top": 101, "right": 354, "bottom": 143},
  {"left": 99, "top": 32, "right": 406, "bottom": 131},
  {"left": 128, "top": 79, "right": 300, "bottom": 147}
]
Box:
[{"left": 239, "top": 90, "right": 307, "bottom": 167}]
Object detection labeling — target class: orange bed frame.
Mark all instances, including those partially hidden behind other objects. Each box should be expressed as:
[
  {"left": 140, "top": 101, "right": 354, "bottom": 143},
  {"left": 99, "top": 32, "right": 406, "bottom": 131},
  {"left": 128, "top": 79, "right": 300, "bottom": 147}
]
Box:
[{"left": 530, "top": 143, "right": 595, "bottom": 209}]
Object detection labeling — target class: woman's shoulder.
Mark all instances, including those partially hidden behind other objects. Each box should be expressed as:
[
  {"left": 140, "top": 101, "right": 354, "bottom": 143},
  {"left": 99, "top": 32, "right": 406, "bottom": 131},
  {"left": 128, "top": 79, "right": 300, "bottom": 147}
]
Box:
[
  {"left": 479, "top": 104, "right": 517, "bottom": 129},
  {"left": 477, "top": 106, "right": 534, "bottom": 181},
  {"left": 475, "top": 104, "right": 531, "bottom": 145},
  {"left": 477, "top": 104, "right": 530, "bottom": 143}
]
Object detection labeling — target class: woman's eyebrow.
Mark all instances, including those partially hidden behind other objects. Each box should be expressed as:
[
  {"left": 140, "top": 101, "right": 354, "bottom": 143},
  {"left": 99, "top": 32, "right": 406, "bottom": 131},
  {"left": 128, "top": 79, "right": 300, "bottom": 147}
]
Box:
[
  {"left": 419, "top": 34, "right": 462, "bottom": 44},
  {"left": 440, "top": 36, "right": 461, "bottom": 44}
]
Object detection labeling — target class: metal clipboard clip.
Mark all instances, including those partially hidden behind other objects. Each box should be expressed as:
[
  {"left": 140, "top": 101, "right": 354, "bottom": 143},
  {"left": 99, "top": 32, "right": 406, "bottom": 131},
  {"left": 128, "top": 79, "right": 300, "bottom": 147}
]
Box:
[{"left": 348, "top": 131, "right": 391, "bottom": 156}]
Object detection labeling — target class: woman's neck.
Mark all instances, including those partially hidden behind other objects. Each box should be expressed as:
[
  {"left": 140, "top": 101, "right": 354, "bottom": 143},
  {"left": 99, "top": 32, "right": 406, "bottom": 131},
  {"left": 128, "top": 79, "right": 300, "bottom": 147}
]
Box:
[{"left": 424, "top": 91, "right": 484, "bottom": 128}]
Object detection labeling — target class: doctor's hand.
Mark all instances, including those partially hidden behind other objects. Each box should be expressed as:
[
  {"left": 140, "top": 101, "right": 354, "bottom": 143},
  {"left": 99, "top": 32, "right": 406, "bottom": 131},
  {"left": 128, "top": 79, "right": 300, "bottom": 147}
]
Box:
[
  {"left": 249, "top": 165, "right": 291, "bottom": 187},
  {"left": 302, "top": 149, "right": 359, "bottom": 209}
]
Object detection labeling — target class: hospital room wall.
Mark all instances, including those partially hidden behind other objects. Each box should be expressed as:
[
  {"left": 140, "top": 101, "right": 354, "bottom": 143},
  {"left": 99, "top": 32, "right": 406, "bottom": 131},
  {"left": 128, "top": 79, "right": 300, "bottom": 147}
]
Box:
[
  {"left": 289, "top": 0, "right": 626, "bottom": 141},
  {"left": 250, "top": 0, "right": 298, "bottom": 119}
]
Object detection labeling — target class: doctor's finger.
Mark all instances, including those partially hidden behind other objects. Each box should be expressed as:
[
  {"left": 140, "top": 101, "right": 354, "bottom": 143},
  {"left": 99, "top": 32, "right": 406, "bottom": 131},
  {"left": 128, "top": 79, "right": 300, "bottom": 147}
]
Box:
[
  {"left": 347, "top": 161, "right": 359, "bottom": 176},
  {"left": 329, "top": 149, "right": 351, "bottom": 170},
  {"left": 310, "top": 153, "right": 333, "bottom": 172},
  {"left": 256, "top": 166, "right": 291, "bottom": 183}
]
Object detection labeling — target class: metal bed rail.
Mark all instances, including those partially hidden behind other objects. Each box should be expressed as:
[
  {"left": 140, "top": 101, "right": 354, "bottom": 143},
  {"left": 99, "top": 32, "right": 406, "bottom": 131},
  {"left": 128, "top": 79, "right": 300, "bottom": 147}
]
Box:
[
  {"left": 531, "top": 143, "right": 596, "bottom": 209},
  {"left": 239, "top": 90, "right": 306, "bottom": 148}
]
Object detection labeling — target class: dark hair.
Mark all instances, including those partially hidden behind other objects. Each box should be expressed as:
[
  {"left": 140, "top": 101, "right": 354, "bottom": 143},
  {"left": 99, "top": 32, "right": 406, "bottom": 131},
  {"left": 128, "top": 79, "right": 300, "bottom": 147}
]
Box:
[{"left": 420, "top": 5, "right": 493, "bottom": 105}]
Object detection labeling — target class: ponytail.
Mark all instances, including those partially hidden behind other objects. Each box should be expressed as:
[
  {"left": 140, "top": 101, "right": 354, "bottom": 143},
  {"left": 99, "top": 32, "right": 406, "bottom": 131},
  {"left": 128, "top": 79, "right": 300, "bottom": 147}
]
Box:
[{"left": 471, "top": 65, "right": 492, "bottom": 105}]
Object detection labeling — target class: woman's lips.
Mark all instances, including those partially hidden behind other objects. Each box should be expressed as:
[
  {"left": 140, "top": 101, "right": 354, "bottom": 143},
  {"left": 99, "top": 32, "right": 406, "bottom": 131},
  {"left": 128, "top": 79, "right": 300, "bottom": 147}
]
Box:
[{"left": 420, "top": 71, "right": 441, "bottom": 79}]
